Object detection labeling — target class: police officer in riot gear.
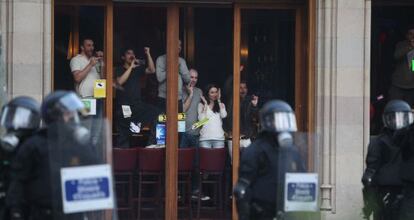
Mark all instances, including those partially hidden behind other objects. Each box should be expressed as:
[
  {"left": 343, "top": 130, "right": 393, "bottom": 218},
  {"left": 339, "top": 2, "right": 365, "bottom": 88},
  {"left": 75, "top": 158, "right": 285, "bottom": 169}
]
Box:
[
  {"left": 0, "top": 97, "right": 41, "bottom": 152},
  {"left": 393, "top": 100, "right": 414, "bottom": 220},
  {"left": 361, "top": 100, "right": 412, "bottom": 220},
  {"left": 0, "top": 97, "right": 41, "bottom": 220},
  {"left": 6, "top": 91, "right": 92, "bottom": 220},
  {"left": 233, "top": 100, "right": 304, "bottom": 220}
]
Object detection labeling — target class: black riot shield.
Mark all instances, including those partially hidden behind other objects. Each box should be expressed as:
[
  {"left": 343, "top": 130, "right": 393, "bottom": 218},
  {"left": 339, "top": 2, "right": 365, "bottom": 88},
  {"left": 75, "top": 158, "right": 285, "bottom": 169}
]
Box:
[{"left": 48, "top": 118, "right": 117, "bottom": 220}]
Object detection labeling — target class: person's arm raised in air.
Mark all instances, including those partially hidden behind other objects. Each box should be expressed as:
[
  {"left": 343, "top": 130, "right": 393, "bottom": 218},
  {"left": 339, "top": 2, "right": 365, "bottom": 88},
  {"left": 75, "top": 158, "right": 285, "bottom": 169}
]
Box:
[
  {"left": 179, "top": 58, "right": 190, "bottom": 83},
  {"left": 144, "top": 47, "right": 156, "bottom": 74},
  {"left": 183, "top": 85, "right": 194, "bottom": 113}
]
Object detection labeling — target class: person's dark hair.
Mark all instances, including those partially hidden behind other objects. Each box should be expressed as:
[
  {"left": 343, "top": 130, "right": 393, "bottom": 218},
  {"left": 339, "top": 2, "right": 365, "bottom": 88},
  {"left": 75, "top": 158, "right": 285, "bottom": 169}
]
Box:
[
  {"left": 80, "top": 37, "right": 93, "bottom": 46},
  {"left": 240, "top": 80, "right": 248, "bottom": 86},
  {"left": 121, "top": 48, "right": 134, "bottom": 57},
  {"left": 202, "top": 84, "right": 221, "bottom": 113}
]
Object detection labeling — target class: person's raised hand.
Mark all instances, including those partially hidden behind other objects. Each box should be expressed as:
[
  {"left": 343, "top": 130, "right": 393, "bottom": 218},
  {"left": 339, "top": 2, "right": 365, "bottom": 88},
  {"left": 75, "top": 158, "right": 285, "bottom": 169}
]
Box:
[
  {"left": 130, "top": 59, "right": 138, "bottom": 69},
  {"left": 144, "top": 47, "right": 150, "bottom": 55},
  {"left": 201, "top": 96, "right": 208, "bottom": 105},
  {"left": 187, "top": 84, "right": 194, "bottom": 96},
  {"left": 251, "top": 95, "right": 259, "bottom": 107},
  {"left": 89, "top": 57, "right": 98, "bottom": 66},
  {"left": 218, "top": 88, "right": 222, "bottom": 102}
]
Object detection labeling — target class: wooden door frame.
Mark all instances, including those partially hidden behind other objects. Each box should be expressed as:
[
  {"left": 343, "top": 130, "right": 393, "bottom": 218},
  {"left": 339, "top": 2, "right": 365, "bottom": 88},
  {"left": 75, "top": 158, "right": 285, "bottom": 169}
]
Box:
[
  {"left": 165, "top": 5, "right": 180, "bottom": 220},
  {"left": 232, "top": 5, "right": 241, "bottom": 220}
]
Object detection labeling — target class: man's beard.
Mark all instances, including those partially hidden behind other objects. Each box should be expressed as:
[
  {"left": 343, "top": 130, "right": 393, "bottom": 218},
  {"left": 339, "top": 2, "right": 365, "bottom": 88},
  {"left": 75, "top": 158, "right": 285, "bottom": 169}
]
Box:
[{"left": 85, "top": 50, "right": 93, "bottom": 57}]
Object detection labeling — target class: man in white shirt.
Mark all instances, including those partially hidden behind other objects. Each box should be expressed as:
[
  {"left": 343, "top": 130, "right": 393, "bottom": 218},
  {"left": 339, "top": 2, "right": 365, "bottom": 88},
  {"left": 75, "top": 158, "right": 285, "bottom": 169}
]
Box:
[
  {"left": 70, "top": 38, "right": 104, "bottom": 144},
  {"left": 70, "top": 38, "right": 104, "bottom": 98}
]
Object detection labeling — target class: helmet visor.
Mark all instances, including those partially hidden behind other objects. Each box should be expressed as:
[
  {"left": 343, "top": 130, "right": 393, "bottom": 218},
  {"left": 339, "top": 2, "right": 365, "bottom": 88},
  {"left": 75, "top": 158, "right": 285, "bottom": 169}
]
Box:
[
  {"left": 383, "top": 112, "right": 414, "bottom": 130},
  {"left": 0, "top": 106, "right": 40, "bottom": 130},
  {"left": 58, "top": 93, "right": 85, "bottom": 113},
  {"left": 274, "top": 112, "right": 297, "bottom": 132}
]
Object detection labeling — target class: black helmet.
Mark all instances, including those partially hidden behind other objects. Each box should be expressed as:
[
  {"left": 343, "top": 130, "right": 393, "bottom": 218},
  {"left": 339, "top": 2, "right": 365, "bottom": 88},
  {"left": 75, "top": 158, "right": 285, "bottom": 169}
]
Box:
[
  {"left": 41, "top": 91, "right": 86, "bottom": 125},
  {"left": 0, "top": 96, "right": 41, "bottom": 131},
  {"left": 383, "top": 100, "right": 413, "bottom": 130},
  {"left": 259, "top": 100, "right": 297, "bottom": 133}
]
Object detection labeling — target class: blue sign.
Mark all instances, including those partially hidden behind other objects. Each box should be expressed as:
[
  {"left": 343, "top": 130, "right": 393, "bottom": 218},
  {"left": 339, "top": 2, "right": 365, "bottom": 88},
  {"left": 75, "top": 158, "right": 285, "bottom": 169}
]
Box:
[
  {"left": 287, "top": 182, "right": 316, "bottom": 202},
  {"left": 65, "top": 177, "right": 110, "bottom": 201},
  {"left": 156, "top": 123, "right": 166, "bottom": 145}
]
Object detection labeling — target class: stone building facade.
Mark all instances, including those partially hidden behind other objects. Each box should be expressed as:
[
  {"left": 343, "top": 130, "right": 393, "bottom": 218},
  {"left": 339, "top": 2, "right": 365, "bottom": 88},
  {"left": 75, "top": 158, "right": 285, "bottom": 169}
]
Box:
[{"left": 0, "top": 0, "right": 373, "bottom": 219}]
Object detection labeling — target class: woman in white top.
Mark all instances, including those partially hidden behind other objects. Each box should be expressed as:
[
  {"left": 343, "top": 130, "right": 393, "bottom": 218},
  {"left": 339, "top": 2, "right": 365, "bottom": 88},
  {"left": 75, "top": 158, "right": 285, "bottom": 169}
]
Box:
[{"left": 198, "top": 84, "right": 227, "bottom": 148}]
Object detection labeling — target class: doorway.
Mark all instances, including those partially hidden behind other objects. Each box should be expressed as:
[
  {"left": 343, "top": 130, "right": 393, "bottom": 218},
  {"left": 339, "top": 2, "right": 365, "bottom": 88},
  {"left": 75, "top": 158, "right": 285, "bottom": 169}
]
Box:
[{"left": 371, "top": 3, "right": 414, "bottom": 134}]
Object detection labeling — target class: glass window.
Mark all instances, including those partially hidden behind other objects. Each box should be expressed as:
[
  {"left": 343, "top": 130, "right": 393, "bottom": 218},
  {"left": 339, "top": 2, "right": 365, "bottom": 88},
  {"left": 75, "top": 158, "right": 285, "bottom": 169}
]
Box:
[
  {"left": 113, "top": 4, "right": 168, "bottom": 219},
  {"left": 179, "top": 7, "right": 233, "bottom": 218}
]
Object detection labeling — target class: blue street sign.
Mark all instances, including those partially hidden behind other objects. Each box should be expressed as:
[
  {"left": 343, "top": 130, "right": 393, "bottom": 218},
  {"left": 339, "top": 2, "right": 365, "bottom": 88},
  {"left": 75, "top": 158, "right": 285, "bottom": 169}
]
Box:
[
  {"left": 65, "top": 177, "right": 110, "bottom": 202},
  {"left": 284, "top": 173, "right": 318, "bottom": 212},
  {"left": 287, "top": 182, "right": 317, "bottom": 202}
]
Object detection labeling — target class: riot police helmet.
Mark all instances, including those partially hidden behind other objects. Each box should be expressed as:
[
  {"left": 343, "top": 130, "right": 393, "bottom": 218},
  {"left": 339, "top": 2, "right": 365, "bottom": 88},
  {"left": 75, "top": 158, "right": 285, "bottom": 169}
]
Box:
[
  {"left": 41, "top": 91, "right": 86, "bottom": 125},
  {"left": 0, "top": 96, "right": 41, "bottom": 131},
  {"left": 382, "top": 99, "right": 414, "bottom": 130},
  {"left": 259, "top": 100, "right": 297, "bottom": 133}
]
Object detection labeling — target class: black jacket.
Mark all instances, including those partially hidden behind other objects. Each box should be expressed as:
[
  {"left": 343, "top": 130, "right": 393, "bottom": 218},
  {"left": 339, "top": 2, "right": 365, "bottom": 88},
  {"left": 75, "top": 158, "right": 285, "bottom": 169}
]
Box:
[
  {"left": 364, "top": 130, "right": 403, "bottom": 186},
  {"left": 6, "top": 125, "right": 98, "bottom": 214},
  {"left": 6, "top": 129, "right": 51, "bottom": 210},
  {"left": 238, "top": 132, "right": 305, "bottom": 206},
  {"left": 395, "top": 124, "right": 414, "bottom": 184},
  {"left": 0, "top": 134, "right": 34, "bottom": 220}
]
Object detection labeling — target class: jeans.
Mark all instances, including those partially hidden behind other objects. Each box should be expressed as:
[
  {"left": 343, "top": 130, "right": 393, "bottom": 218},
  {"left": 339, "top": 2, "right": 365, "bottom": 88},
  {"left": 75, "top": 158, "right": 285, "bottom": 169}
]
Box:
[
  {"left": 199, "top": 140, "right": 225, "bottom": 148},
  {"left": 180, "top": 133, "right": 199, "bottom": 148}
]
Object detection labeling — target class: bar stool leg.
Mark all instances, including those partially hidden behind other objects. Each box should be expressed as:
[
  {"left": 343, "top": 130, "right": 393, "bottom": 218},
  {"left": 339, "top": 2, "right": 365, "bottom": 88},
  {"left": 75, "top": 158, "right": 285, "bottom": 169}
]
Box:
[
  {"left": 187, "top": 174, "right": 193, "bottom": 220},
  {"left": 128, "top": 174, "right": 133, "bottom": 219},
  {"left": 197, "top": 172, "right": 202, "bottom": 220},
  {"left": 137, "top": 173, "right": 142, "bottom": 220},
  {"left": 219, "top": 174, "right": 224, "bottom": 216}
]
